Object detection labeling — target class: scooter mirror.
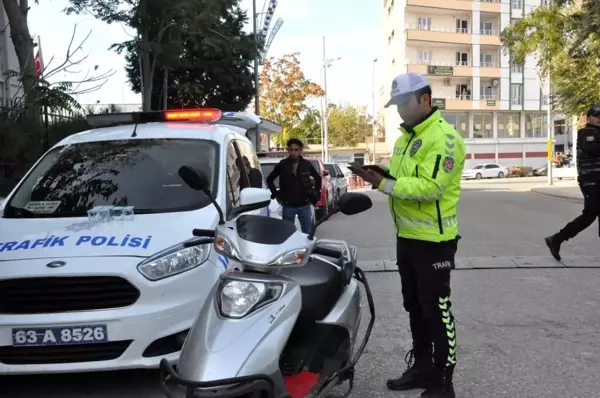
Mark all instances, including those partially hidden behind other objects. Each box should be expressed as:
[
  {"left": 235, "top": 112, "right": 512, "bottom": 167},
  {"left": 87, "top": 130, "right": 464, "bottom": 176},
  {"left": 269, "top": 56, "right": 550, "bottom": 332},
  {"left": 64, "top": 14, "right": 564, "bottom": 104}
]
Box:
[
  {"left": 179, "top": 165, "right": 210, "bottom": 191},
  {"left": 338, "top": 192, "right": 373, "bottom": 215}
]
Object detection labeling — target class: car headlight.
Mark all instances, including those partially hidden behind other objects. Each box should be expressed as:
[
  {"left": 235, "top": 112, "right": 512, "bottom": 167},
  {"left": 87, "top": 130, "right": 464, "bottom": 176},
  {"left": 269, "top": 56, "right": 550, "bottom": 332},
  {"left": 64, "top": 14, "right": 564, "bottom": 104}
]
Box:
[
  {"left": 270, "top": 249, "right": 307, "bottom": 266},
  {"left": 215, "top": 234, "right": 241, "bottom": 261},
  {"left": 218, "top": 279, "right": 282, "bottom": 319},
  {"left": 137, "top": 240, "right": 211, "bottom": 281}
]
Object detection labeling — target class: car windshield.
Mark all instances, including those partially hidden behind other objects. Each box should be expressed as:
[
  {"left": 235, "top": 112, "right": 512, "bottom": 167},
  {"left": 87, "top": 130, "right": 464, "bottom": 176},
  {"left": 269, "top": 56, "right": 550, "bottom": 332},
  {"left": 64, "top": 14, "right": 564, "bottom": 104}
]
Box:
[
  {"left": 472, "top": 165, "right": 484, "bottom": 169},
  {"left": 261, "top": 163, "right": 278, "bottom": 188},
  {"left": 3, "top": 139, "right": 218, "bottom": 218}
]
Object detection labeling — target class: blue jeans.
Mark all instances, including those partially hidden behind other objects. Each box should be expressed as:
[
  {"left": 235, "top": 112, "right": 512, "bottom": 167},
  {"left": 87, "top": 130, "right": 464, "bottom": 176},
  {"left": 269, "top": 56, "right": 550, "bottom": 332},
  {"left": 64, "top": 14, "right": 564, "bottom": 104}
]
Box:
[{"left": 282, "top": 204, "right": 313, "bottom": 233}]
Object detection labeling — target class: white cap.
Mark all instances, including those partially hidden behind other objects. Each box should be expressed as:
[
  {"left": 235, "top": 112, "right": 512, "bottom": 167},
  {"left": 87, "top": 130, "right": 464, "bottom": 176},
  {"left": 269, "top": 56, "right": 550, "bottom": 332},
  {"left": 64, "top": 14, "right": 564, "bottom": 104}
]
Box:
[{"left": 384, "top": 72, "right": 431, "bottom": 108}]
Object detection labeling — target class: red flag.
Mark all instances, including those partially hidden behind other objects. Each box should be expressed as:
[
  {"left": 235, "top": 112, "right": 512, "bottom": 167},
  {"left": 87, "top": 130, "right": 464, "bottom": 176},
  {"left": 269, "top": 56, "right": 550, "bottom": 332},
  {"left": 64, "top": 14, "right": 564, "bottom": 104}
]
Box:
[{"left": 34, "top": 49, "right": 44, "bottom": 77}]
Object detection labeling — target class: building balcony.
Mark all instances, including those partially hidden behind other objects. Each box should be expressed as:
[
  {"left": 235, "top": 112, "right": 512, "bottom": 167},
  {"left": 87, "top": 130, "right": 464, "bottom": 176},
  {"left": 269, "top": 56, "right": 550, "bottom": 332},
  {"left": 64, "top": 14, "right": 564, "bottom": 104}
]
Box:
[
  {"left": 406, "top": 0, "right": 501, "bottom": 13},
  {"left": 406, "top": 61, "right": 501, "bottom": 79},
  {"left": 405, "top": 25, "right": 473, "bottom": 45},
  {"left": 431, "top": 94, "right": 501, "bottom": 111}
]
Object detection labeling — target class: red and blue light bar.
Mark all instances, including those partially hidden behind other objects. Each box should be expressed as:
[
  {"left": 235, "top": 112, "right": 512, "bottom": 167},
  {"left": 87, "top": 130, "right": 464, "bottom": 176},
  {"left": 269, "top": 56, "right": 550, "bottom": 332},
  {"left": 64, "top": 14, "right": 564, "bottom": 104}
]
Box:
[{"left": 87, "top": 108, "right": 223, "bottom": 128}]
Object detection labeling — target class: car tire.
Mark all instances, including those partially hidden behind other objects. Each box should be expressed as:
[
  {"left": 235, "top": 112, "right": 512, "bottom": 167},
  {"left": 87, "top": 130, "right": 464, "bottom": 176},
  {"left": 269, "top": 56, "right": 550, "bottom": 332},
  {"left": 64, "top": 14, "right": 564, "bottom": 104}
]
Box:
[
  {"left": 498, "top": 172, "right": 505, "bottom": 178},
  {"left": 475, "top": 173, "right": 482, "bottom": 180}
]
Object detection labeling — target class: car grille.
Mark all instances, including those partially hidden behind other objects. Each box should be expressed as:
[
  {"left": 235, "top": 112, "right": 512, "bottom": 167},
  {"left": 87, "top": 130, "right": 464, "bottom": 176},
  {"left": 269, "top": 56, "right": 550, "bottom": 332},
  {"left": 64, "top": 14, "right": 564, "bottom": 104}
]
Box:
[
  {"left": 0, "top": 276, "right": 141, "bottom": 314},
  {"left": 0, "top": 340, "right": 132, "bottom": 364}
]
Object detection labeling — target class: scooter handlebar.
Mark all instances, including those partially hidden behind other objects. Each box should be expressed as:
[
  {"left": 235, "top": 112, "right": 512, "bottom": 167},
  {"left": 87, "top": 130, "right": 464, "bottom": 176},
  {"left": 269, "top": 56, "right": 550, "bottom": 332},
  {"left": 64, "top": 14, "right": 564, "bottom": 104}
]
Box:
[
  {"left": 192, "top": 229, "right": 215, "bottom": 237},
  {"left": 312, "top": 246, "right": 342, "bottom": 258},
  {"left": 183, "top": 238, "right": 214, "bottom": 248}
]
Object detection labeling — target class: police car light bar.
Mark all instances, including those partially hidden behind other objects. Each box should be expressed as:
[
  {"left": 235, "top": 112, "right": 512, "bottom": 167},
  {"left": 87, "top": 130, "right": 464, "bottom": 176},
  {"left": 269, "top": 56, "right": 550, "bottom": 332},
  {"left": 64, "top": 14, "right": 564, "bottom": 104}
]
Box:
[{"left": 86, "top": 108, "right": 223, "bottom": 128}]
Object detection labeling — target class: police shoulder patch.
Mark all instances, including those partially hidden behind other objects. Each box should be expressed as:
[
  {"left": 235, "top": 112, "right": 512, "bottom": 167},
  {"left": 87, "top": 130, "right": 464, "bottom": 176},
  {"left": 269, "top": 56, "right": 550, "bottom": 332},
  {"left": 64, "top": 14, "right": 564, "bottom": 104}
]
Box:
[
  {"left": 409, "top": 139, "right": 422, "bottom": 157},
  {"left": 443, "top": 156, "right": 454, "bottom": 173}
]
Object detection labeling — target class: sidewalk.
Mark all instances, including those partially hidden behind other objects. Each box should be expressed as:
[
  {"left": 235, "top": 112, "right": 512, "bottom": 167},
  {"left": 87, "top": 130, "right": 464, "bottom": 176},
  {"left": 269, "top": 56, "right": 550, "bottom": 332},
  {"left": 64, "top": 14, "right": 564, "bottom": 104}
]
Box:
[{"left": 530, "top": 181, "right": 583, "bottom": 203}]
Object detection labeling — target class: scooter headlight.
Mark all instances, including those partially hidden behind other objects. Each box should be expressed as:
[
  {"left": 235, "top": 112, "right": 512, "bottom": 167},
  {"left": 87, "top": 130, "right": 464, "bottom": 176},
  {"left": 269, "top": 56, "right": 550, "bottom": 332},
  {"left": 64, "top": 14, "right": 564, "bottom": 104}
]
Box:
[
  {"left": 218, "top": 279, "right": 282, "bottom": 319},
  {"left": 137, "top": 240, "right": 211, "bottom": 281},
  {"left": 270, "top": 249, "right": 308, "bottom": 266}
]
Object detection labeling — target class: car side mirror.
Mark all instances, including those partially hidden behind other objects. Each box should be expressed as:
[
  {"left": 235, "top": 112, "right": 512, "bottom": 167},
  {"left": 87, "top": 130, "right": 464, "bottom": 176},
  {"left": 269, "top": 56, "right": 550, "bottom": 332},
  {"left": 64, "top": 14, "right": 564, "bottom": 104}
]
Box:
[
  {"left": 178, "top": 166, "right": 210, "bottom": 191},
  {"left": 231, "top": 188, "right": 271, "bottom": 217}
]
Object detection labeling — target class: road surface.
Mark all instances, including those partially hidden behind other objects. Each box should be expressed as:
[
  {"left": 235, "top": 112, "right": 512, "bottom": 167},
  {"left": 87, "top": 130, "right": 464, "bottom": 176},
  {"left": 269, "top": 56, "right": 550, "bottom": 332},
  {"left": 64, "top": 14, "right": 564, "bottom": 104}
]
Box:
[{"left": 2, "top": 180, "right": 599, "bottom": 397}]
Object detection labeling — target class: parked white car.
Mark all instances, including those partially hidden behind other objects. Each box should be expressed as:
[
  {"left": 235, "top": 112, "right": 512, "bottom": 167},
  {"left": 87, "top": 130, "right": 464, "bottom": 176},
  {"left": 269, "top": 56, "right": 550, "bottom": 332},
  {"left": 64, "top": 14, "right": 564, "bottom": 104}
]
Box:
[
  {"left": 462, "top": 163, "right": 509, "bottom": 180},
  {"left": 258, "top": 158, "right": 315, "bottom": 231}
]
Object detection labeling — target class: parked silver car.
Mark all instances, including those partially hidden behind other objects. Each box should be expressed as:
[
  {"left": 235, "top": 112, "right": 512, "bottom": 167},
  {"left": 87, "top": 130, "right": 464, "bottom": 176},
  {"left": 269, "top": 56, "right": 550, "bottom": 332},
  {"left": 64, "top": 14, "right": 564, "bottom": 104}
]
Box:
[{"left": 324, "top": 163, "right": 349, "bottom": 211}]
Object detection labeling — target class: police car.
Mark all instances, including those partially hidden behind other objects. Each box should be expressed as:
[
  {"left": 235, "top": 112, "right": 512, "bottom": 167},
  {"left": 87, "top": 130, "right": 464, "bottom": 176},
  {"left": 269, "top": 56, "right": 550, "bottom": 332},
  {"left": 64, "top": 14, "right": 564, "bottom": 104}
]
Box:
[{"left": 0, "top": 108, "right": 281, "bottom": 374}]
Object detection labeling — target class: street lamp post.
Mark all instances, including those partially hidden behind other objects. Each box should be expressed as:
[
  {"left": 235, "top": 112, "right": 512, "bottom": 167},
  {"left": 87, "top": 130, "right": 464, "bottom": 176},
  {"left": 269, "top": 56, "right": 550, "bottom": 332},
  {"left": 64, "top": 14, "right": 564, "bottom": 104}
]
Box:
[
  {"left": 372, "top": 58, "right": 378, "bottom": 164},
  {"left": 321, "top": 37, "right": 341, "bottom": 163},
  {"left": 545, "top": 73, "right": 553, "bottom": 185}
]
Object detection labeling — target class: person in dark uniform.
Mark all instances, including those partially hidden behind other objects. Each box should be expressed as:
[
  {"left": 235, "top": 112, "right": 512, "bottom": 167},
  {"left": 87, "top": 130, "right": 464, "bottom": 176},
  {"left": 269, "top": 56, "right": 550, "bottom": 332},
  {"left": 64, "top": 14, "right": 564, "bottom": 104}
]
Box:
[{"left": 545, "top": 105, "right": 600, "bottom": 260}]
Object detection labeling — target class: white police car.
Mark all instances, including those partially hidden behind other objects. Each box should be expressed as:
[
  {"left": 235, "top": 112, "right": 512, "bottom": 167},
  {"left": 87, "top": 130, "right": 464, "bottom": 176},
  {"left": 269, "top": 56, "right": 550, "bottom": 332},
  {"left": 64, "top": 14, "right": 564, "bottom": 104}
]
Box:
[{"left": 0, "top": 108, "right": 281, "bottom": 374}]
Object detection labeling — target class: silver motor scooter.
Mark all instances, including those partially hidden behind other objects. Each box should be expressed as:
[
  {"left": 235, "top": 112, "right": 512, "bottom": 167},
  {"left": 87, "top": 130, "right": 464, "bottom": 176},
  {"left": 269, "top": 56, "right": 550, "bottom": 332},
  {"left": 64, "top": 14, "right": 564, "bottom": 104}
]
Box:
[{"left": 160, "top": 166, "right": 375, "bottom": 398}]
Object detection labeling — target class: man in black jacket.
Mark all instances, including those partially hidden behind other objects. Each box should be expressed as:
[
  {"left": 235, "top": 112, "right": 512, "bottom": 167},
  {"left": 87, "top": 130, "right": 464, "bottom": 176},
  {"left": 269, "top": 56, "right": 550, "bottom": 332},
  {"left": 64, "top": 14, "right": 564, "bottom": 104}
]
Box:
[
  {"left": 266, "top": 138, "right": 321, "bottom": 233},
  {"left": 545, "top": 105, "right": 600, "bottom": 260}
]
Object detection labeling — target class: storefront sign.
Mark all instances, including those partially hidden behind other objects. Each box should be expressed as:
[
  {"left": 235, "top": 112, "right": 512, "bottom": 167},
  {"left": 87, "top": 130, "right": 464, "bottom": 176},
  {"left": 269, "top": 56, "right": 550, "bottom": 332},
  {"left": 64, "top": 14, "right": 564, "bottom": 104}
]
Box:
[
  {"left": 487, "top": 100, "right": 496, "bottom": 106},
  {"left": 330, "top": 153, "right": 355, "bottom": 164},
  {"left": 427, "top": 65, "right": 453, "bottom": 76},
  {"left": 432, "top": 98, "right": 446, "bottom": 110}
]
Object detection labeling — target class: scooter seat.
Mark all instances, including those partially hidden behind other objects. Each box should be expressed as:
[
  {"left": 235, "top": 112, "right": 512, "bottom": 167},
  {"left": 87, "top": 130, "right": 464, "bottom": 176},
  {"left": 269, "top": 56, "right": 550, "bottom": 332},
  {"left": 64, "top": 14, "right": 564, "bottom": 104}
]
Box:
[{"left": 277, "top": 257, "right": 344, "bottom": 321}]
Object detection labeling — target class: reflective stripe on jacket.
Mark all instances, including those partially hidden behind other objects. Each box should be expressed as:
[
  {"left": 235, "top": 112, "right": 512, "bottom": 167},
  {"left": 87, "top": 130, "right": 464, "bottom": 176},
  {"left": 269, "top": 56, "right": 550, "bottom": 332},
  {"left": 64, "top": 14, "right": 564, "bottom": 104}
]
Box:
[{"left": 378, "top": 109, "right": 466, "bottom": 242}]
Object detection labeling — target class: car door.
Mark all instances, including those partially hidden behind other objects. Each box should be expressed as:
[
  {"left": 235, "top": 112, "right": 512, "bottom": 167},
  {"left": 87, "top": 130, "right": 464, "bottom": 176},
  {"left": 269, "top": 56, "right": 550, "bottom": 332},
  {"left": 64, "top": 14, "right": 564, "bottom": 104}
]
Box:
[
  {"left": 485, "top": 164, "right": 499, "bottom": 178},
  {"left": 334, "top": 164, "right": 348, "bottom": 194}
]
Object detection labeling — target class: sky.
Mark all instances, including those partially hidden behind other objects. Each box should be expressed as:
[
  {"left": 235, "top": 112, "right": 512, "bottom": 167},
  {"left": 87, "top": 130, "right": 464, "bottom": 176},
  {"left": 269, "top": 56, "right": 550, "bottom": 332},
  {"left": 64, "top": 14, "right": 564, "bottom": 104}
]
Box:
[{"left": 28, "top": 0, "right": 383, "bottom": 112}]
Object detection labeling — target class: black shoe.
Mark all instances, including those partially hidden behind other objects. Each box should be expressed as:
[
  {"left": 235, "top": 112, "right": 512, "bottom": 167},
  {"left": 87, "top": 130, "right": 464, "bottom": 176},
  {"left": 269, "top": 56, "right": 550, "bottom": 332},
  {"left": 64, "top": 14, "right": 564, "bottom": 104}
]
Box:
[
  {"left": 421, "top": 367, "right": 455, "bottom": 398},
  {"left": 544, "top": 235, "right": 562, "bottom": 261},
  {"left": 386, "top": 349, "right": 433, "bottom": 391}
]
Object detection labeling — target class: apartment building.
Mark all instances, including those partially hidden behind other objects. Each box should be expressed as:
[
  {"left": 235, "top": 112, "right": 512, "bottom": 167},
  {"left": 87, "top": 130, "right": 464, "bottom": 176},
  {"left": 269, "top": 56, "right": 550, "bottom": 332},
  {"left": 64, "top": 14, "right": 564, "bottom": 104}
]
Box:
[
  {"left": 0, "top": 4, "right": 23, "bottom": 107},
  {"left": 381, "top": 0, "right": 554, "bottom": 168}
]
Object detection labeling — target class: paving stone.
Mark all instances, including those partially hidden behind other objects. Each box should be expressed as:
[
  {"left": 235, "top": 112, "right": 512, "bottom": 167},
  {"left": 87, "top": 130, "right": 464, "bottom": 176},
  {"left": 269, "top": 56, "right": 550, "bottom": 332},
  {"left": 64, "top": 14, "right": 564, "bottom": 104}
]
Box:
[
  {"left": 512, "top": 256, "right": 565, "bottom": 268},
  {"left": 455, "top": 257, "right": 473, "bottom": 269},
  {"left": 384, "top": 260, "right": 398, "bottom": 271},
  {"left": 357, "top": 260, "right": 385, "bottom": 272},
  {"left": 468, "top": 256, "right": 518, "bottom": 269}
]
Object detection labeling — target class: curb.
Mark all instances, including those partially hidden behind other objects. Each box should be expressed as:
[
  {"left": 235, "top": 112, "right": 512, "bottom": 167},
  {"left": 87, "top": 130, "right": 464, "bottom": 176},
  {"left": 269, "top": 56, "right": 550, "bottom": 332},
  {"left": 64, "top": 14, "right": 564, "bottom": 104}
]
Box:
[
  {"left": 358, "top": 255, "right": 600, "bottom": 272},
  {"left": 530, "top": 188, "right": 583, "bottom": 203}
]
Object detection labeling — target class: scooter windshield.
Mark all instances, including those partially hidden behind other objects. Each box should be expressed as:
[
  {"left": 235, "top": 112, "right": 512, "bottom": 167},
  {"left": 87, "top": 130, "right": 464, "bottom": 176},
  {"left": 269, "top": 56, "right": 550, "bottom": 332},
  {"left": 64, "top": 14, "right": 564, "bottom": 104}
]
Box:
[{"left": 236, "top": 215, "right": 297, "bottom": 245}]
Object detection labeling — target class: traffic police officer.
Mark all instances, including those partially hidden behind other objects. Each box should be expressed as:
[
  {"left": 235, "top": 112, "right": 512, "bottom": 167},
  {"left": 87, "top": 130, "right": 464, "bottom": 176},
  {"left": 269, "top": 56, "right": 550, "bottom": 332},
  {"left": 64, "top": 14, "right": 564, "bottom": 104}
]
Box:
[
  {"left": 545, "top": 105, "right": 600, "bottom": 259},
  {"left": 354, "top": 72, "right": 465, "bottom": 398}
]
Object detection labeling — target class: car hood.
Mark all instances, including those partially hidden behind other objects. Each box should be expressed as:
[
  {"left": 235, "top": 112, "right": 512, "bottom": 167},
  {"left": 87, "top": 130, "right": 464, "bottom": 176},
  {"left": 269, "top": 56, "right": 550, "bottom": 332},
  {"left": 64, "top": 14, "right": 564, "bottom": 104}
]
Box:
[{"left": 0, "top": 207, "right": 218, "bottom": 261}]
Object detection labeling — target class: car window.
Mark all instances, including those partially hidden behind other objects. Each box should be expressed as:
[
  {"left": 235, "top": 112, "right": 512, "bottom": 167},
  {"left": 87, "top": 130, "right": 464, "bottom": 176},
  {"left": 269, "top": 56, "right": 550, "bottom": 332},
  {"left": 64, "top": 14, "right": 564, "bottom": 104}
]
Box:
[
  {"left": 473, "top": 165, "right": 484, "bottom": 169},
  {"left": 310, "top": 160, "right": 321, "bottom": 174},
  {"left": 4, "top": 139, "right": 218, "bottom": 218},
  {"left": 324, "top": 164, "right": 336, "bottom": 176},
  {"left": 225, "top": 142, "right": 242, "bottom": 217},
  {"left": 235, "top": 140, "right": 263, "bottom": 189},
  {"left": 486, "top": 165, "right": 499, "bottom": 169}
]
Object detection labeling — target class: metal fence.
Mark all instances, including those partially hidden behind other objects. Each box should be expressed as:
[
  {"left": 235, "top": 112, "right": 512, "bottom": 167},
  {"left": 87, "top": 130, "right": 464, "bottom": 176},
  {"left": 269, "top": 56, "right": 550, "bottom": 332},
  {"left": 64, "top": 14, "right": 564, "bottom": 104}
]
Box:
[{"left": 0, "top": 106, "right": 88, "bottom": 196}]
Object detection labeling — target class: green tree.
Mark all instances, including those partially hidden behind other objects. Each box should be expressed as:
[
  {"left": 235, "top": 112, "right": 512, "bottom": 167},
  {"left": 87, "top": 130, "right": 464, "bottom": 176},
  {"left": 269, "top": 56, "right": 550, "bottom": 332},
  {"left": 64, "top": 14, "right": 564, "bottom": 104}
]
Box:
[
  {"left": 123, "top": 0, "right": 256, "bottom": 111},
  {"left": 327, "top": 103, "right": 372, "bottom": 147},
  {"left": 290, "top": 108, "right": 322, "bottom": 145},
  {"left": 501, "top": 1, "right": 600, "bottom": 116},
  {"left": 259, "top": 53, "right": 325, "bottom": 146}
]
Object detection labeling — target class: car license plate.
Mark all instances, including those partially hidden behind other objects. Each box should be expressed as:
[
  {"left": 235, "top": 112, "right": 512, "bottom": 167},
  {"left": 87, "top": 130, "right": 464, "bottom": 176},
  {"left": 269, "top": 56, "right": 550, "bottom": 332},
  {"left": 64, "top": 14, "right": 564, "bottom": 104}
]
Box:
[{"left": 12, "top": 325, "right": 108, "bottom": 347}]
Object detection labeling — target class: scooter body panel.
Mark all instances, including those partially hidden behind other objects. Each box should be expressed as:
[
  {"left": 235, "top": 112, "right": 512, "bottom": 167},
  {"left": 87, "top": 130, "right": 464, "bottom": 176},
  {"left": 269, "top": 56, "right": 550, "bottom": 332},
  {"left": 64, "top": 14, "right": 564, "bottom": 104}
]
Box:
[
  {"left": 176, "top": 273, "right": 302, "bottom": 384},
  {"left": 316, "top": 278, "right": 362, "bottom": 346}
]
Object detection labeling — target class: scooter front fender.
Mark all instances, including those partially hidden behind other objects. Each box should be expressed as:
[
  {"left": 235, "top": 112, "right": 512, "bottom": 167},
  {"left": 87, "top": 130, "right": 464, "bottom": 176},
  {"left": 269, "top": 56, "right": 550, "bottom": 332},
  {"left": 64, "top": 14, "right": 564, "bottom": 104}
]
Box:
[{"left": 176, "top": 272, "right": 302, "bottom": 383}]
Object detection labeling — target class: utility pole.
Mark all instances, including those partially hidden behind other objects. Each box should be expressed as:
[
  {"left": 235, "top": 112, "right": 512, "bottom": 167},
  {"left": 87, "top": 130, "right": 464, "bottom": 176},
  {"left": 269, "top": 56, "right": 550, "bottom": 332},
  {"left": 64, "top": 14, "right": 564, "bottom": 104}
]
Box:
[
  {"left": 372, "top": 58, "right": 378, "bottom": 164},
  {"left": 322, "top": 36, "right": 329, "bottom": 163},
  {"left": 253, "top": 0, "right": 260, "bottom": 115},
  {"left": 546, "top": 72, "right": 553, "bottom": 185}
]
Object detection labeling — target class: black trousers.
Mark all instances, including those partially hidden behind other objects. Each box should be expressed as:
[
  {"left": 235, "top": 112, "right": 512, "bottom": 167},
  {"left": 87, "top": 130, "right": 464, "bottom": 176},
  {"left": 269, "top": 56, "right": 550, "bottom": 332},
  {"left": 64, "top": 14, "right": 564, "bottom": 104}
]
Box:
[
  {"left": 396, "top": 237, "right": 458, "bottom": 371},
  {"left": 556, "top": 185, "right": 600, "bottom": 242}
]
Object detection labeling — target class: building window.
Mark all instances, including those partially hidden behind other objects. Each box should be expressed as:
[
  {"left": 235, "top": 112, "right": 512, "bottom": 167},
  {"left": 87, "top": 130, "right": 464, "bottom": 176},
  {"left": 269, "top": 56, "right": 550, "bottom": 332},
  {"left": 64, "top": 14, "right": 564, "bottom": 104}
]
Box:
[
  {"left": 511, "top": 0, "right": 522, "bottom": 9},
  {"left": 473, "top": 113, "right": 493, "bottom": 138},
  {"left": 511, "top": 63, "right": 523, "bottom": 73},
  {"left": 418, "top": 17, "right": 432, "bottom": 30},
  {"left": 442, "top": 112, "right": 470, "bottom": 139},
  {"left": 419, "top": 50, "right": 432, "bottom": 65},
  {"left": 480, "top": 84, "right": 496, "bottom": 100},
  {"left": 455, "top": 84, "right": 471, "bottom": 100},
  {"left": 480, "top": 21, "right": 493, "bottom": 35},
  {"left": 456, "top": 52, "right": 468, "bottom": 66},
  {"left": 456, "top": 19, "right": 469, "bottom": 34},
  {"left": 525, "top": 113, "right": 548, "bottom": 138},
  {"left": 511, "top": 84, "right": 523, "bottom": 105},
  {"left": 480, "top": 53, "right": 494, "bottom": 67},
  {"left": 497, "top": 113, "right": 521, "bottom": 138}
]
